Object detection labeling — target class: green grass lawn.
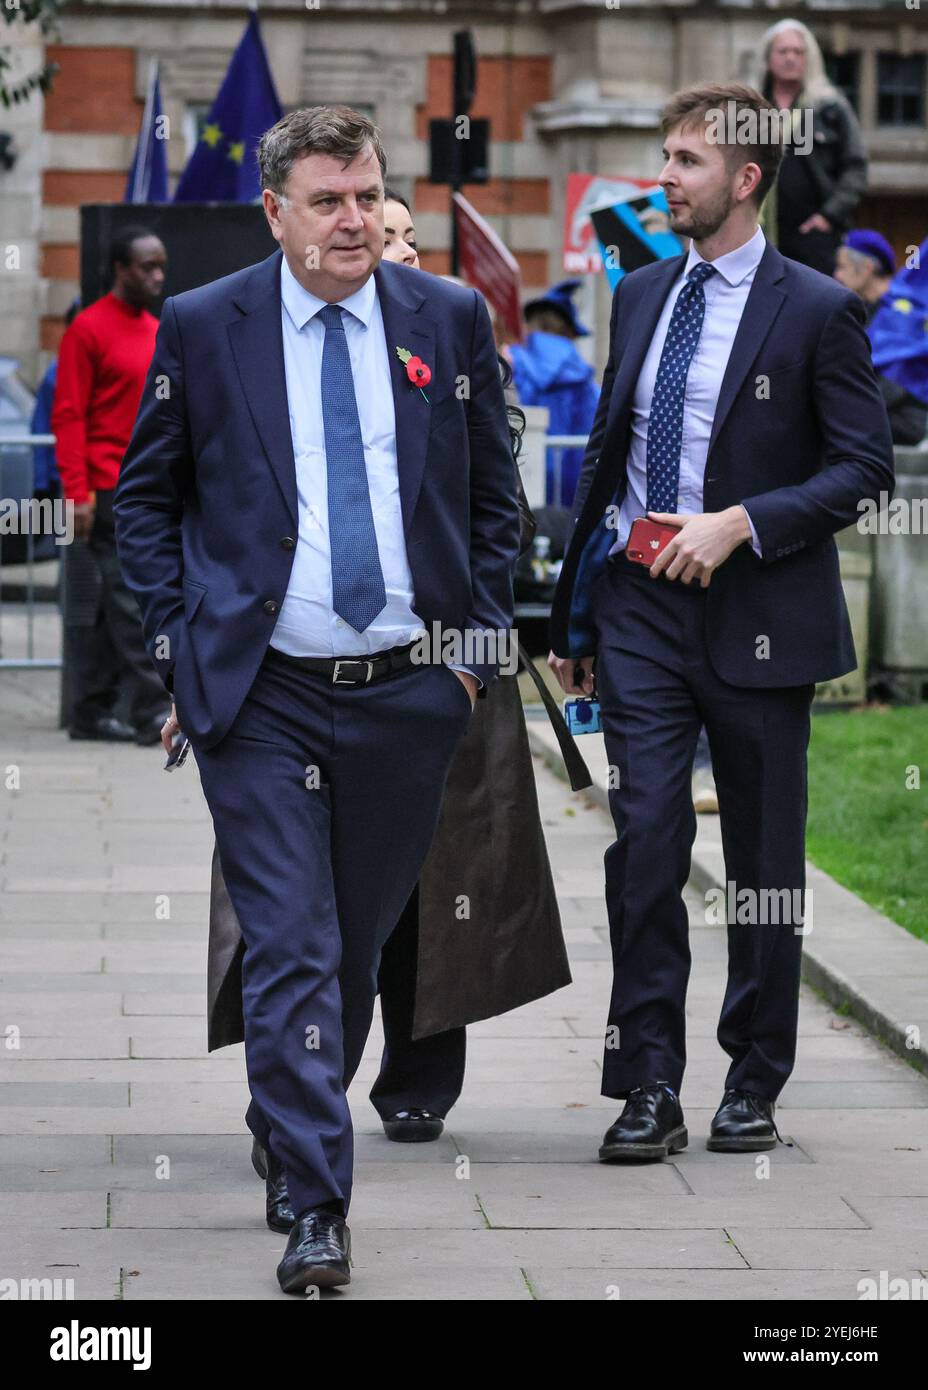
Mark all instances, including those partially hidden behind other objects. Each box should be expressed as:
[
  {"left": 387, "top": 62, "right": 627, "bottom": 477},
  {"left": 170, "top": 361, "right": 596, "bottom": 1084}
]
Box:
[{"left": 807, "top": 704, "right": 928, "bottom": 942}]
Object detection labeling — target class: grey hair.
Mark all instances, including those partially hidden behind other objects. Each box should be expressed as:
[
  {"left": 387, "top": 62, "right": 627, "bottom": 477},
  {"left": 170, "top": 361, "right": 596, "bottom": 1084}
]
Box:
[
  {"left": 757, "top": 18, "right": 840, "bottom": 108},
  {"left": 258, "top": 105, "right": 387, "bottom": 198},
  {"left": 843, "top": 245, "right": 882, "bottom": 275}
]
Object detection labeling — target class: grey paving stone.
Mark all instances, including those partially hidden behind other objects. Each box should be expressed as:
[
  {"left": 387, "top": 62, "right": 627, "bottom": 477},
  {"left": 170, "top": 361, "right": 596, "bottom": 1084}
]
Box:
[
  {"left": 1, "top": 1059, "right": 245, "bottom": 1084},
  {"left": 669, "top": 1156, "right": 928, "bottom": 1198},
  {"left": 471, "top": 1166, "right": 863, "bottom": 1229},
  {"left": 846, "top": 1198, "right": 928, "bottom": 1229},
  {"left": 346, "top": 1227, "right": 747, "bottom": 1269},
  {"left": 0, "top": 1134, "right": 112, "bottom": 1165},
  {"left": 727, "top": 1227, "right": 928, "bottom": 1271},
  {"left": 0, "top": 1192, "right": 107, "bottom": 1227},
  {"left": 120, "top": 993, "right": 205, "bottom": 1016},
  {"left": 0, "top": 1082, "right": 128, "bottom": 1107},
  {"left": 0, "top": 1162, "right": 247, "bottom": 1194},
  {"left": 0, "top": 1107, "right": 248, "bottom": 1136},
  {"left": 523, "top": 1267, "right": 922, "bottom": 1301}
]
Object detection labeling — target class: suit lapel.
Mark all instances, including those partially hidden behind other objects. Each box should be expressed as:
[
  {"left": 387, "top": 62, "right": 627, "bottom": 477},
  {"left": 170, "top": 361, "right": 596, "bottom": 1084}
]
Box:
[
  {"left": 708, "top": 241, "right": 787, "bottom": 456},
  {"left": 374, "top": 261, "right": 435, "bottom": 529},
  {"left": 227, "top": 250, "right": 298, "bottom": 527}
]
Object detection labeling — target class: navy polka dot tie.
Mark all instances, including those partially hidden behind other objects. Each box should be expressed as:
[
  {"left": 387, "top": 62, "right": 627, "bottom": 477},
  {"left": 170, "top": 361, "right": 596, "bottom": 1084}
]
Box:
[
  {"left": 645, "top": 260, "right": 718, "bottom": 515},
  {"left": 318, "top": 303, "right": 387, "bottom": 633}
]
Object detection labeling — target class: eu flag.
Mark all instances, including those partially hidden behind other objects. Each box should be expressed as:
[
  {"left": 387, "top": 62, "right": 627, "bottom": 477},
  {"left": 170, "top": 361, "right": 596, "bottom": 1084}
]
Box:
[
  {"left": 173, "top": 11, "right": 282, "bottom": 203},
  {"left": 869, "top": 238, "right": 928, "bottom": 407}
]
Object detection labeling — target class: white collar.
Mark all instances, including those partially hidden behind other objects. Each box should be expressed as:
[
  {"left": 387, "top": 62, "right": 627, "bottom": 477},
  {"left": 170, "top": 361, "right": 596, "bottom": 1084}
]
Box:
[
  {"left": 280, "top": 254, "right": 376, "bottom": 330},
  {"left": 685, "top": 225, "right": 766, "bottom": 288}
]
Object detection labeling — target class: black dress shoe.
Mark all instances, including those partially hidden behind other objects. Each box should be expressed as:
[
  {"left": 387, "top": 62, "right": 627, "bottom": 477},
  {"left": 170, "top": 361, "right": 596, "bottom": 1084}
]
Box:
[
  {"left": 277, "top": 1210, "right": 351, "bottom": 1294},
  {"left": 69, "top": 715, "right": 136, "bottom": 742},
  {"left": 134, "top": 710, "right": 172, "bottom": 746},
  {"left": 707, "top": 1088, "right": 779, "bottom": 1152},
  {"left": 382, "top": 1108, "right": 444, "bottom": 1143},
  {"left": 599, "top": 1083, "right": 688, "bottom": 1161},
  {"left": 250, "top": 1138, "right": 296, "bottom": 1232}
]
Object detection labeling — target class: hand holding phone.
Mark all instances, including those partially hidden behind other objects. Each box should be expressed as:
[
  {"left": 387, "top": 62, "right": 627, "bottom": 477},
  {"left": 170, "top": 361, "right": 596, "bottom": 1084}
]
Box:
[{"left": 164, "top": 733, "right": 191, "bottom": 772}]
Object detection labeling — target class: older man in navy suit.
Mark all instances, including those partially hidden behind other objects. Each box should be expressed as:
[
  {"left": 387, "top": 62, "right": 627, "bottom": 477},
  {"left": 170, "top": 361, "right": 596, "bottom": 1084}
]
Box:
[
  {"left": 550, "top": 82, "right": 894, "bottom": 1164},
  {"left": 115, "top": 106, "right": 520, "bottom": 1293}
]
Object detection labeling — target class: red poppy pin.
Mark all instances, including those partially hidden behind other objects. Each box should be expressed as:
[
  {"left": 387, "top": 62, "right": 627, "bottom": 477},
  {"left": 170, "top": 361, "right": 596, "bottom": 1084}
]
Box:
[{"left": 395, "top": 346, "right": 431, "bottom": 402}]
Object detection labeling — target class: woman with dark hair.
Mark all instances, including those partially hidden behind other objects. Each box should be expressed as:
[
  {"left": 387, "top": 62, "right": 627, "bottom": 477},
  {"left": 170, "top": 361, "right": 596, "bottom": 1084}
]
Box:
[{"left": 356, "top": 187, "right": 573, "bottom": 1141}]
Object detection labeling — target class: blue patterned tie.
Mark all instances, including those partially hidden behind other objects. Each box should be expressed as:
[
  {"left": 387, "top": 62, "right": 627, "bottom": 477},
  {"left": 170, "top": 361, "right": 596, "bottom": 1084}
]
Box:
[
  {"left": 645, "top": 261, "right": 718, "bottom": 514},
  {"left": 318, "top": 303, "right": 386, "bottom": 633}
]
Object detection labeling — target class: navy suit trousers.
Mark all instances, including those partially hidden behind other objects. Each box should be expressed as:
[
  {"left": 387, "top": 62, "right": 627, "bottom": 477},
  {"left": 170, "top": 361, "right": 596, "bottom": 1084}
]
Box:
[
  {"left": 592, "top": 553, "right": 815, "bottom": 1103},
  {"left": 192, "top": 648, "right": 472, "bottom": 1218}
]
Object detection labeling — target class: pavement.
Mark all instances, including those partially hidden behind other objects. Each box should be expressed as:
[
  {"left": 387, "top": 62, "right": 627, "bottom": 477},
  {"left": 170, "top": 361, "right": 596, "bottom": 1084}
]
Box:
[{"left": 1, "top": 664, "right": 927, "bottom": 1301}]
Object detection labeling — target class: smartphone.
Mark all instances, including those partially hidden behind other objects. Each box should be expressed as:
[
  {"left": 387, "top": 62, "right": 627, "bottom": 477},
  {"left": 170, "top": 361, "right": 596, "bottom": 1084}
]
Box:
[
  {"left": 626, "top": 516, "right": 678, "bottom": 566},
  {"left": 164, "top": 734, "right": 191, "bottom": 772}
]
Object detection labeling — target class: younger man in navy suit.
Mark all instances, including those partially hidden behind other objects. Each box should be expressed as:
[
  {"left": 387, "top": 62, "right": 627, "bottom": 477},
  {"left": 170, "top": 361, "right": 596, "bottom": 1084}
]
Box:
[{"left": 549, "top": 83, "right": 894, "bottom": 1161}]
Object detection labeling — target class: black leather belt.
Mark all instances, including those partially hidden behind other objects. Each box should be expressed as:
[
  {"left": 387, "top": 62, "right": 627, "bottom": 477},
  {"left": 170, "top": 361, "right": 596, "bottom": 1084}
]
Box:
[{"left": 265, "top": 641, "right": 418, "bottom": 687}]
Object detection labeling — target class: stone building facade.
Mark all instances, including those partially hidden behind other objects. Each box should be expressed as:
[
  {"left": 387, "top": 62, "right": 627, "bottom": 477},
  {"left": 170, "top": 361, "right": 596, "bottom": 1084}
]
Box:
[{"left": 1, "top": 0, "right": 926, "bottom": 386}]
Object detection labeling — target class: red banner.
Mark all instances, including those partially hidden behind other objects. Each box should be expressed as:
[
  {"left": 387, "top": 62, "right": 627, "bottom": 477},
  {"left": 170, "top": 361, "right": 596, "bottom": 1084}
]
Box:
[{"left": 453, "top": 192, "right": 523, "bottom": 342}]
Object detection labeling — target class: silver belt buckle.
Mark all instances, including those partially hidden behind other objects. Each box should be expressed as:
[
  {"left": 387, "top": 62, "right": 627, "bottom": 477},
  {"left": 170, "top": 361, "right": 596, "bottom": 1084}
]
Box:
[{"left": 332, "top": 658, "right": 374, "bottom": 685}]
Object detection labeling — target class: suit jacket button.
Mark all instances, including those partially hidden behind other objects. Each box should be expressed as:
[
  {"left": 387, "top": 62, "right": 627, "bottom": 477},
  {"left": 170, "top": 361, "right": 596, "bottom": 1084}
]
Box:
[
  {"left": 263, "top": 599, "right": 279, "bottom": 615},
  {"left": 280, "top": 536, "right": 295, "bottom": 551}
]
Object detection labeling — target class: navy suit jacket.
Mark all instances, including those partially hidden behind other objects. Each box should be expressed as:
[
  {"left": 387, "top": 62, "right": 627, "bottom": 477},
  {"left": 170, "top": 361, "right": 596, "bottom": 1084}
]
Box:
[
  {"left": 549, "top": 241, "right": 895, "bottom": 687},
  {"left": 114, "top": 250, "right": 520, "bottom": 748}
]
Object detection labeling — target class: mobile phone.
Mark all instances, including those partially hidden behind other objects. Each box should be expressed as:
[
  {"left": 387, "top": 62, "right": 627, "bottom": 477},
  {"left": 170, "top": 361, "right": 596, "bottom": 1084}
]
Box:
[
  {"left": 164, "top": 734, "right": 191, "bottom": 772},
  {"left": 563, "top": 697, "right": 602, "bottom": 736},
  {"left": 626, "top": 516, "right": 678, "bottom": 566}
]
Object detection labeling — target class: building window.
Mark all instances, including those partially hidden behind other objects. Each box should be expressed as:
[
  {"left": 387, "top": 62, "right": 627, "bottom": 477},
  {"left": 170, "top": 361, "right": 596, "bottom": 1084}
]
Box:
[
  {"left": 823, "top": 51, "right": 860, "bottom": 113},
  {"left": 877, "top": 53, "right": 926, "bottom": 127}
]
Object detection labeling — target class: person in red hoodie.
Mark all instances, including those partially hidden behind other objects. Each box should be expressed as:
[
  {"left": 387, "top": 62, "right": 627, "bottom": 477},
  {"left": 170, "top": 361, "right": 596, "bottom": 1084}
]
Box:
[{"left": 53, "top": 226, "right": 170, "bottom": 743}]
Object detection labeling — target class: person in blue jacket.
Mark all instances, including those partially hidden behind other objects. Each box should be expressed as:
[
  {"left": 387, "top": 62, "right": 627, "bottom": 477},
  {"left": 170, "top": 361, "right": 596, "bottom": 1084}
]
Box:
[
  {"left": 30, "top": 298, "right": 80, "bottom": 495},
  {"left": 510, "top": 279, "right": 600, "bottom": 506}
]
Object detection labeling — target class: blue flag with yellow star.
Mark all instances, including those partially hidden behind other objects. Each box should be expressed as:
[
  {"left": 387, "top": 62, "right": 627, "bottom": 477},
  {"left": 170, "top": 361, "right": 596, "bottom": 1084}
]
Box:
[
  {"left": 173, "top": 11, "right": 282, "bottom": 203},
  {"left": 869, "top": 238, "right": 928, "bottom": 406}
]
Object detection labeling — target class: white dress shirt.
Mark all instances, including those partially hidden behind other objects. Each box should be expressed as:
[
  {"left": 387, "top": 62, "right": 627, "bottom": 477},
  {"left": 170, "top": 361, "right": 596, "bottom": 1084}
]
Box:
[
  {"left": 270, "top": 256, "right": 425, "bottom": 657},
  {"left": 611, "top": 225, "right": 765, "bottom": 556}
]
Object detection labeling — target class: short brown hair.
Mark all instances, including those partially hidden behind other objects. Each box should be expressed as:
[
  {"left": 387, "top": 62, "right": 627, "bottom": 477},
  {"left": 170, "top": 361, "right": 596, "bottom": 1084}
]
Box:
[
  {"left": 258, "top": 105, "right": 387, "bottom": 197},
  {"left": 660, "top": 82, "right": 785, "bottom": 207}
]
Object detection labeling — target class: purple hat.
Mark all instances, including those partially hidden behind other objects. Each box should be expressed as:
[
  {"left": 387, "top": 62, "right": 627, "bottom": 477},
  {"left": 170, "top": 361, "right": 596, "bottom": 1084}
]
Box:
[
  {"left": 844, "top": 229, "right": 896, "bottom": 278},
  {"left": 523, "top": 279, "right": 591, "bottom": 337}
]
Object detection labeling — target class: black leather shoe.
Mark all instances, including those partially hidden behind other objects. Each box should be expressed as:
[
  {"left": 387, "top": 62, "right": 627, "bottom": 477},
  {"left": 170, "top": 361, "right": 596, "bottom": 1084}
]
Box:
[
  {"left": 277, "top": 1210, "right": 351, "bottom": 1294},
  {"left": 250, "top": 1138, "right": 295, "bottom": 1232},
  {"left": 707, "top": 1088, "right": 779, "bottom": 1152},
  {"left": 134, "top": 711, "right": 172, "bottom": 746},
  {"left": 382, "top": 1108, "right": 444, "bottom": 1143},
  {"left": 599, "top": 1083, "right": 687, "bottom": 1161},
  {"left": 70, "top": 715, "right": 136, "bottom": 742}
]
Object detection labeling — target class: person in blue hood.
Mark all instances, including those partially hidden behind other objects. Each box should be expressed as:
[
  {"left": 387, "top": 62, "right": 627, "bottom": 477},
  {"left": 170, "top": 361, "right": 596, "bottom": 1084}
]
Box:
[{"left": 510, "top": 279, "right": 600, "bottom": 506}]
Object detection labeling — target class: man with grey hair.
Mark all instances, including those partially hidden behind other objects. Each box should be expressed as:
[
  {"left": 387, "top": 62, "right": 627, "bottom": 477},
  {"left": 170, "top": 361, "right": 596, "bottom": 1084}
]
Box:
[{"left": 115, "top": 105, "right": 520, "bottom": 1293}]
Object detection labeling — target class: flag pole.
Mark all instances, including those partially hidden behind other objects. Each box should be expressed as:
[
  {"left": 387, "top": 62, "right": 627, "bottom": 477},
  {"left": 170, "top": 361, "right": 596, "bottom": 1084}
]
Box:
[{"left": 129, "top": 57, "right": 160, "bottom": 203}]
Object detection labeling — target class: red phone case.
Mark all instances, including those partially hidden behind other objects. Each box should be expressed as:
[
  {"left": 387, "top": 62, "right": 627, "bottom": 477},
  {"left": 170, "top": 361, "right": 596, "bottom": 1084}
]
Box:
[{"left": 625, "top": 517, "right": 678, "bottom": 566}]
